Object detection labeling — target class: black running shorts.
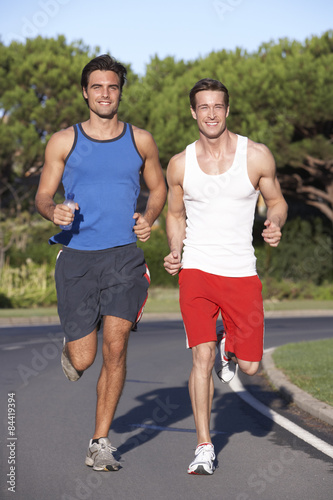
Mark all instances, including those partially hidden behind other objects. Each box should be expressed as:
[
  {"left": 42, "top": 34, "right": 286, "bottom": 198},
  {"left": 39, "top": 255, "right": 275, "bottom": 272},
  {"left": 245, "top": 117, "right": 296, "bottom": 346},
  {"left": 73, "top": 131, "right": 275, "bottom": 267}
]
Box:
[{"left": 55, "top": 243, "right": 150, "bottom": 342}]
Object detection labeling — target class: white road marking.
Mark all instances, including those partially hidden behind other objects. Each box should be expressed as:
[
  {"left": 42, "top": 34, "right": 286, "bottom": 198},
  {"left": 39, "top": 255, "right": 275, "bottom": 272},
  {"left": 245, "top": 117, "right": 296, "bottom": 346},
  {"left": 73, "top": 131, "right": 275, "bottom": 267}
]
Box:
[
  {"left": 0, "top": 338, "right": 62, "bottom": 350},
  {"left": 229, "top": 372, "right": 333, "bottom": 459},
  {"left": 129, "top": 423, "right": 226, "bottom": 434},
  {"left": 1, "top": 345, "right": 23, "bottom": 351}
]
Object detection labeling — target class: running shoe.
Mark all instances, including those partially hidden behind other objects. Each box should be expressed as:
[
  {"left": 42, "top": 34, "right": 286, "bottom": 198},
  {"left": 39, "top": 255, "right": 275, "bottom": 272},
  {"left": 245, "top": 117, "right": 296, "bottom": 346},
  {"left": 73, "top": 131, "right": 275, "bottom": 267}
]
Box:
[
  {"left": 61, "top": 338, "right": 83, "bottom": 381},
  {"left": 215, "top": 329, "right": 236, "bottom": 383},
  {"left": 85, "top": 437, "right": 120, "bottom": 471},
  {"left": 187, "top": 442, "right": 216, "bottom": 475}
]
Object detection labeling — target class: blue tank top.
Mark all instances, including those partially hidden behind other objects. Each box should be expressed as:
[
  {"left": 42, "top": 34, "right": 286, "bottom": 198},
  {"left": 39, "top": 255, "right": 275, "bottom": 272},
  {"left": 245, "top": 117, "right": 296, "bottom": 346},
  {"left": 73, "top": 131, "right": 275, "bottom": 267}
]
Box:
[{"left": 49, "top": 122, "right": 143, "bottom": 250}]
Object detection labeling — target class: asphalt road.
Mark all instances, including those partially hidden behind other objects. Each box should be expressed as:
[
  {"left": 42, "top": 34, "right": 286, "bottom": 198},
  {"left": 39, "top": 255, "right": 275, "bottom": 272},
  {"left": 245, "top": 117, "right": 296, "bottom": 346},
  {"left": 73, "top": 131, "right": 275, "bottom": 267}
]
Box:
[{"left": 0, "top": 316, "right": 332, "bottom": 500}]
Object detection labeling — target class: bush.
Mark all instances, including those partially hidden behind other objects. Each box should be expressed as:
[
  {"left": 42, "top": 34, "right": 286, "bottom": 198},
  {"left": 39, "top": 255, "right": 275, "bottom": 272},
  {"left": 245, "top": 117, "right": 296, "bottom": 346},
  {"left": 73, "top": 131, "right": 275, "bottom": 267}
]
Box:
[
  {"left": 256, "top": 217, "right": 333, "bottom": 285},
  {"left": 138, "top": 225, "right": 177, "bottom": 287},
  {"left": 0, "top": 293, "right": 13, "bottom": 308},
  {"left": 4, "top": 215, "right": 59, "bottom": 267},
  {"left": 261, "top": 278, "right": 333, "bottom": 301},
  {"left": 0, "top": 260, "right": 57, "bottom": 308}
]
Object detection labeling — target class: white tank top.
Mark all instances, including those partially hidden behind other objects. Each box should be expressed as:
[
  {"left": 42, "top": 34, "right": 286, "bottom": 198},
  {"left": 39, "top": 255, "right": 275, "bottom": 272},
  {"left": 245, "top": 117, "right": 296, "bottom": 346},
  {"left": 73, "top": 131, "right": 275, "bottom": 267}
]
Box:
[{"left": 182, "top": 135, "right": 259, "bottom": 277}]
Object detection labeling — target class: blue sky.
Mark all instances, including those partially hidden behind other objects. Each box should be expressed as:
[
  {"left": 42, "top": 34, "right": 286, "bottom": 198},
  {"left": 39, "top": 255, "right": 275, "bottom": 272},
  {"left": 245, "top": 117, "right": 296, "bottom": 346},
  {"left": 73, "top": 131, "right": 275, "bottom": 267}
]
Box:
[{"left": 1, "top": 0, "right": 332, "bottom": 75}]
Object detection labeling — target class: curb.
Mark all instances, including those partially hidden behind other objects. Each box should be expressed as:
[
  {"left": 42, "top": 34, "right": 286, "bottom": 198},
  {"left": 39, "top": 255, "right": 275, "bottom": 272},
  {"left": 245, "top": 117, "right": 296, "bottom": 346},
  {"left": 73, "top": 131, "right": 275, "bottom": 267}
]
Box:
[
  {"left": 0, "top": 313, "right": 183, "bottom": 328},
  {"left": 262, "top": 349, "right": 333, "bottom": 427},
  {"left": 0, "top": 308, "right": 332, "bottom": 327},
  {"left": 0, "top": 316, "right": 60, "bottom": 327}
]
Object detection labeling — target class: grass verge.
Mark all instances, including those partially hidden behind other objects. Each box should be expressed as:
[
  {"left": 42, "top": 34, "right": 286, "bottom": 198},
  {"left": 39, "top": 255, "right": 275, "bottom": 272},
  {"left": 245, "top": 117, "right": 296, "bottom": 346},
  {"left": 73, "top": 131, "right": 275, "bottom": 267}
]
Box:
[
  {"left": 272, "top": 339, "right": 333, "bottom": 406},
  {"left": 0, "top": 289, "right": 332, "bottom": 317}
]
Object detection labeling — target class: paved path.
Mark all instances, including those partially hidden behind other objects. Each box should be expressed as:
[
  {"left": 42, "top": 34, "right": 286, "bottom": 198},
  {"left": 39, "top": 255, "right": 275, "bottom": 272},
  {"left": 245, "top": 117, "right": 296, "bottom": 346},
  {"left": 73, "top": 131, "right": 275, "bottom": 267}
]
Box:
[
  {"left": 1, "top": 309, "right": 332, "bottom": 427},
  {"left": 1, "top": 316, "right": 332, "bottom": 500}
]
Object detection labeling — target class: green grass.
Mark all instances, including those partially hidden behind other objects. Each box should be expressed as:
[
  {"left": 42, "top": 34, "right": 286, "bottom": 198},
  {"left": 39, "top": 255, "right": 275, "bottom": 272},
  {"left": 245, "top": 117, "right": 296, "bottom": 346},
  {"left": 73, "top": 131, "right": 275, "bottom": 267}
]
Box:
[
  {"left": 272, "top": 339, "right": 333, "bottom": 406},
  {"left": 264, "top": 299, "right": 333, "bottom": 312},
  {"left": 0, "top": 289, "right": 332, "bottom": 317},
  {"left": 0, "top": 306, "right": 58, "bottom": 318},
  {"left": 144, "top": 287, "right": 180, "bottom": 313}
]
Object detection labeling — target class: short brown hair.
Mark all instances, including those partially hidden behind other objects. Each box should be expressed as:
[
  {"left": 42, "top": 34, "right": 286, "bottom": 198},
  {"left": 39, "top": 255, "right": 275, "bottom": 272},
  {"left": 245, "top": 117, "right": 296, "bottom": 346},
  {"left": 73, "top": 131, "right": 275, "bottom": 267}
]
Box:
[
  {"left": 189, "top": 78, "right": 229, "bottom": 109},
  {"left": 81, "top": 54, "right": 127, "bottom": 105}
]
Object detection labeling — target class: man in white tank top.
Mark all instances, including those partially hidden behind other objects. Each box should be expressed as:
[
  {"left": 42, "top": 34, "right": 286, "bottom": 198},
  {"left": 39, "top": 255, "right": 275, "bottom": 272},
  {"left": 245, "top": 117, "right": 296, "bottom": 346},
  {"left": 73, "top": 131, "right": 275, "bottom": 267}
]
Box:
[{"left": 164, "top": 79, "right": 288, "bottom": 475}]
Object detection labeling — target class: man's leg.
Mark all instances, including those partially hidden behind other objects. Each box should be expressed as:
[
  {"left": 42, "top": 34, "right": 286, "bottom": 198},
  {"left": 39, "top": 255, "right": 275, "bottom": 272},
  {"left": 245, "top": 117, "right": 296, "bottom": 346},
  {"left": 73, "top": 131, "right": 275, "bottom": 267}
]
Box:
[
  {"left": 65, "top": 329, "right": 98, "bottom": 373},
  {"left": 189, "top": 341, "right": 216, "bottom": 445},
  {"left": 215, "top": 340, "right": 260, "bottom": 382},
  {"left": 229, "top": 356, "right": 260, "bottom": 376},
  {"left": 93, "top": 315, "right": 132, "bottom": 439},
  {"left": 187, "top": 341, "right": 216, "bottom": 475}
]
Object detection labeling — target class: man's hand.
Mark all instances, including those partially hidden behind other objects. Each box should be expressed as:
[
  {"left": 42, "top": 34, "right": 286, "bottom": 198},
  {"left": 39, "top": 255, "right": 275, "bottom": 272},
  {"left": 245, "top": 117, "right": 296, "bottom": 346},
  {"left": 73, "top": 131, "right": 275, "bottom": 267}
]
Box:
[
  {"left": 133, "top": 213, "right": 151, "bottom": 242},
  {"left": 164, "top": 250, "right": 182, "bottom": 276},
  {"left": 262, "top": 219, "right": 282, "bottom": 247},
  {"left": 53, "top": 202, "right": 79, "bottom": 227}
]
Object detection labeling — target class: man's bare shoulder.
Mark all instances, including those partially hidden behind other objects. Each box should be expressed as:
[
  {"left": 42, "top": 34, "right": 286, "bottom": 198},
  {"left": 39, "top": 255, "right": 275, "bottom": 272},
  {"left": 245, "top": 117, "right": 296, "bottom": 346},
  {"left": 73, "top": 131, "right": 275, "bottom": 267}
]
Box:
[
  {"left": 248, "top": 139, "right": 274, "bottom": 160},
  {"left": 132, "top": 124, "right": 155, "bottom": 144},
  {"left": 43, "top": 126, "right": 75, "bottom": 164},
  {"left": 131, "top": 124, "right": 150, "bottom": 135},
  {"left": 168, "top": 150, "right": 186, "bottom": 173},
  {"left": 47, "top": 126, "right": 75, "bottom": 151},
  {"left": 247, "top": 139, "right": 275, "bottom": 174},
  {"left": 166, "top": 150, "right": 186, "bottom": 186},
  {"left": 169, "top": 149, "right": 186, "bottom": 168},
  {"left": 131, "top": 125, "right": 158, "bottom": 158}
]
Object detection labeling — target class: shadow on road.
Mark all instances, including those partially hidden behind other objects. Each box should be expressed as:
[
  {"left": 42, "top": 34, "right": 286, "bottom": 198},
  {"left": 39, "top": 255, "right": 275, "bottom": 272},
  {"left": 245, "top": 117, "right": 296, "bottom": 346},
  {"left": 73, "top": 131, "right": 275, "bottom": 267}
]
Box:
[{"left": 112, "top": 382, "right": 274, "bottom": 465}]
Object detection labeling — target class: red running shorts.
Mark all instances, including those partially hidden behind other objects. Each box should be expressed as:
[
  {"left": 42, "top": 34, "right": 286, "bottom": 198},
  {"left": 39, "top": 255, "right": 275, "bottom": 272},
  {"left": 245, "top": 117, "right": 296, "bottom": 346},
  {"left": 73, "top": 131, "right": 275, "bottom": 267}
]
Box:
[{"left": 179, "top": 269, "right": 264, "bottom": 362}]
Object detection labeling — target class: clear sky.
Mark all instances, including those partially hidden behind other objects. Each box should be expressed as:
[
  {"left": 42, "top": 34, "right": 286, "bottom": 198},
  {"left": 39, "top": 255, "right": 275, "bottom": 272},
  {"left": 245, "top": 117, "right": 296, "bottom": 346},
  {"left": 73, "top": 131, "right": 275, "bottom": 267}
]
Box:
[{"left": 0, "top": 0, "right": 332, "bottom": 75}]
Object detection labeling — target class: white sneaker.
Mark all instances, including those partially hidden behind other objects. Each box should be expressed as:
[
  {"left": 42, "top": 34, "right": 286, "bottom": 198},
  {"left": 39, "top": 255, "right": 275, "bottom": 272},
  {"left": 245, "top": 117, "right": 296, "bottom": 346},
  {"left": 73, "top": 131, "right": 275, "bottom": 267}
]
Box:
[
  {"left": 215, "top": 330, "right": 236, "bottom": 383},
  {"left": 85, "top": 437, "right": 120, "bottom": 471},
  {"left": 187, "top": 442, "right": 216, "bottom": 475}
]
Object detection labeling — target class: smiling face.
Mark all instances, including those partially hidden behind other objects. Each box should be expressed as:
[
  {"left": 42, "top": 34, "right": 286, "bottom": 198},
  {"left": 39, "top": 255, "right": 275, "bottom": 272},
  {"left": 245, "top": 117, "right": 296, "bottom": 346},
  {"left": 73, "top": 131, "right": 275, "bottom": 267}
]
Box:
[
  {"left": 82, "top": 70, "right": 121, "bottom": 119},
  {"left": 191, "top": 90, "right": 229, "bottom": 139}
]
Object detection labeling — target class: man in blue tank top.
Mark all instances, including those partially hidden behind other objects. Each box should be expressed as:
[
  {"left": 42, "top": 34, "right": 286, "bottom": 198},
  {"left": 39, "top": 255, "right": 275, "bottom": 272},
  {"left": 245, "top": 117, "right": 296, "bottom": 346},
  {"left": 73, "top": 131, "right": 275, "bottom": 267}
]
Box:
[{"left": 35, "top": 55, "right": 166, "bottom": 471}]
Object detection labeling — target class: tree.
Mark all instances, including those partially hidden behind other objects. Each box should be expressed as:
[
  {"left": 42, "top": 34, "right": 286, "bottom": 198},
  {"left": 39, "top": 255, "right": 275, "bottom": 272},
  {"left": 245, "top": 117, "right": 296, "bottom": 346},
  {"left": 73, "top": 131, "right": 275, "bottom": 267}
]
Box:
[
  {"left": 0, "top": 36, "right": 99, "bottom": 267},
  {"left": 1, "top": 32, "right": 332, "bottom": 221},
  {"left": 0, "top": 36, "right": 97, "bottom": 207},
  {"left": 251, "top": 32, "right": 333, "bottom": 221}
]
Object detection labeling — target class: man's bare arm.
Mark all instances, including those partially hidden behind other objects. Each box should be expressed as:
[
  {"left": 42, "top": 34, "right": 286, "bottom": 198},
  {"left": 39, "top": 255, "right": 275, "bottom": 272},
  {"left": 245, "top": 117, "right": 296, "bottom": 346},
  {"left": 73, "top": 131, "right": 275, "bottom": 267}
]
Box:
[
  {"left": 164, "top": 153, "right": 186, "bottom": 275},
  {"left": 254, "top": 144, "right": 288, "bottom": 247},
  {"left": 35, "top": 128, "right": 78, "bottom": 227},
  {"left": 133, "top": 128, "right": 167, "bottom": 242}
]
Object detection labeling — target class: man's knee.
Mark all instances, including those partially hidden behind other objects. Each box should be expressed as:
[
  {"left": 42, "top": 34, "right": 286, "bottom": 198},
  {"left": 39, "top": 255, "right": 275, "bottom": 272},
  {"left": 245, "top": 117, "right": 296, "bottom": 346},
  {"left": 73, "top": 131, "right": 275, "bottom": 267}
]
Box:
[
  {"left": 238, "top": 360, "right": 260, "bottom": 376},
  {"left": 192, "top": 342, "right": 216, "bottom": 372},
  {"left": 102, "top": 317, "right": 132, "bottom": 363}
]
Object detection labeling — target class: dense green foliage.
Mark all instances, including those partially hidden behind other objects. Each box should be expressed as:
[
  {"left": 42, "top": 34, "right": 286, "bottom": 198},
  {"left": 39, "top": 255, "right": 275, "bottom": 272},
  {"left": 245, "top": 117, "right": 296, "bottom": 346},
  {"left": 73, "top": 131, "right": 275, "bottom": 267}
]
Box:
[
  {"left": 256, "top": 217, "right": 333, "bottom": 284},
  {"left": 0, "top": 37, "right": 94, "bottom": 184},
  {"left": 0, "top": 33, "right": 332, "bottom": 307},
  {"left": 1, "top": 32, "right": 332, "bottom": 217}
]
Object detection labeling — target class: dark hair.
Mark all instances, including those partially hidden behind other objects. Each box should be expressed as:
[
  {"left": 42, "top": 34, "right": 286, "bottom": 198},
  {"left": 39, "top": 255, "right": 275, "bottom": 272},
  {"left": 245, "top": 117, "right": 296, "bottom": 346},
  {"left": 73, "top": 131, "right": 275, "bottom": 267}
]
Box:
[
  {"left": 81, "top": 54, "right": 127, "bottom": 103},
  {"left": 189, "top": 78, "right": 229, "bottom": 109}
]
